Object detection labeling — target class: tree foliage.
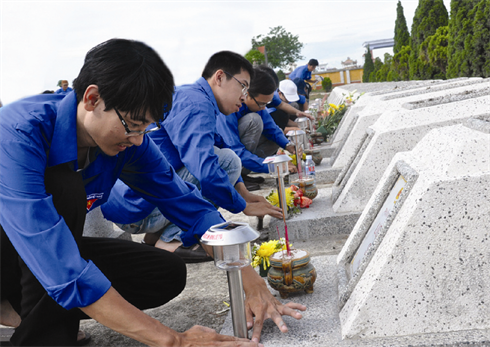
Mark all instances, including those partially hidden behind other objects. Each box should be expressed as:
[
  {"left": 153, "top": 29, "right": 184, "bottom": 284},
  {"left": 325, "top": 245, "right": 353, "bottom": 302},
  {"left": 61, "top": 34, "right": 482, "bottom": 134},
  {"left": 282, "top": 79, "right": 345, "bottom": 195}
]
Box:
[
  {"left": 322, "top": 77, "right": 333, "bottom": 92},
  {"left": 419, "top": 25, "right": 449, "bottom": 78},
  {"left": 409, "top": 0, "right": 448, "bottom": 80},
  {"left": 251, "top": 26, "right": 304, "bottom": 69},
  {"left": 362, "top": 46, "right": 374, "bottom": 82},
  {"left": 394, "top": 0, "right": 410, "bottom": 55},
  {"left": 392, "top": 45, "right": 411, "bottom": 81},
  {"left": 244, "top": 49, "right": 265, "bottom": 66},
  {"left": 447, "top": 0, "right": 490, "bottom": 78}
]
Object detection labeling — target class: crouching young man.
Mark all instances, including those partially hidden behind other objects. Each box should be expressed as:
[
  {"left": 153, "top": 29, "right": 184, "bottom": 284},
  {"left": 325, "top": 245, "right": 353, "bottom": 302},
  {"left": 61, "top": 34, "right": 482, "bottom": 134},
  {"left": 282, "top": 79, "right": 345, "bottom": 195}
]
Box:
[{"left": 0, "top": 39, "right": 305, "bottom": 346}]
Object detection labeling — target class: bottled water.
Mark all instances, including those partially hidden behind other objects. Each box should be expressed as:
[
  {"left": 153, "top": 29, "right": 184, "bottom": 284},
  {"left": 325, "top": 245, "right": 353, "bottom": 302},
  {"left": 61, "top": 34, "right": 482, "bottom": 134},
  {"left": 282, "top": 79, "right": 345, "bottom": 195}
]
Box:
[{"left": 305, "top": 155, "right": 315, "bottom": 183}]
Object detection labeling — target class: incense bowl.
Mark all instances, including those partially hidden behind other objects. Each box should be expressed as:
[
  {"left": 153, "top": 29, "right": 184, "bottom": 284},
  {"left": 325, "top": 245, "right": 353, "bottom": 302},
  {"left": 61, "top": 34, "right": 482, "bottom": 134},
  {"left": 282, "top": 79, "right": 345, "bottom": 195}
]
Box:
[
  {"left": 305, "top": 149, "right": 323, "bottom": 165},
  {"left": 292, "top": 179, "right": 318, "bottom": 200},
  {"left": 267, "top": 249, "right": 316, "bottom": 299}
]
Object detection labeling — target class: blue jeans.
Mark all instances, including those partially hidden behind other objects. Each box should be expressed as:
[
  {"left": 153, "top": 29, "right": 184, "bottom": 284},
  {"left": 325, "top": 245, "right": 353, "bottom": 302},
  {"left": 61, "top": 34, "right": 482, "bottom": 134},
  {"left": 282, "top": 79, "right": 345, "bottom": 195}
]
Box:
[{"left": 116, "top": 147, "right": 241, "bottom": 243}]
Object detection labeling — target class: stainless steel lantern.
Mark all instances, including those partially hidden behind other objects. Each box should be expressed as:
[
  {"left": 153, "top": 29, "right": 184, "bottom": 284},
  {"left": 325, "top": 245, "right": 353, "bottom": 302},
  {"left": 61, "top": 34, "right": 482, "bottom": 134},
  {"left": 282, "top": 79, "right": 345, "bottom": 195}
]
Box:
[
  {"left": 286, "top": 129, "right": 306, "bottom": 180},
  {"left": 201, "top": 222, "right": 260, "bottom": 338},
  {"left": 263, "top": 155, "right": 292, "bottom": 219},
  {"left": 295, "top": 117, "right": 310, "bottom": 150}
]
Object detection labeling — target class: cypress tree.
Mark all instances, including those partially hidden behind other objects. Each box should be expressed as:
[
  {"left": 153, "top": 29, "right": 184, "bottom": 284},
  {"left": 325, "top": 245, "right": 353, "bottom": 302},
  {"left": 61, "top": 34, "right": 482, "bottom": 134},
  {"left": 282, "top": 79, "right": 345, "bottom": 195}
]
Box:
[
  {"left": 394, "top": 1, "right": 410, "bottom": 55},
  {"left": 409, "top": 0, "right": 449, "bottom": 80},
  {"left": 363, "top": 46, "right": 374, "bottom": 82},
  {"left": 447, "top": 0, "right": 490, "bottom": 78}
]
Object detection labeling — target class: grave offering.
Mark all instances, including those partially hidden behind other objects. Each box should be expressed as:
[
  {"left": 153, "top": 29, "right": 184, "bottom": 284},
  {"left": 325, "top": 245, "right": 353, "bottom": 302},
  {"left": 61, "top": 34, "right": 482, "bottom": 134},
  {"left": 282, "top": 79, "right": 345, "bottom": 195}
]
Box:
[
  {"left": 336, "top": 119, "right": 490, "bottom": 339},
  {"left": 267, "top": 248, "right": 317, "bottom": 299}
]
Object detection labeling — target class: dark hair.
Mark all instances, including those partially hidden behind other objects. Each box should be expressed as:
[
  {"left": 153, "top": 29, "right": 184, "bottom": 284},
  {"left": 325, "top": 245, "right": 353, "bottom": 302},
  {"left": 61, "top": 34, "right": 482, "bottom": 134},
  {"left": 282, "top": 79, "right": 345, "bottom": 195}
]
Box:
[
  {"left": 73, "top": 38, "right": 174, "bottom": 122},
  {"left": 202, "top": 51, "right": 254, "bottom": 82},
  {"left": 308, "top": 59, "right": 319, "bottom": 66},
  {"left": 248, "top": 65, "right": 278, "bottom": 98}
]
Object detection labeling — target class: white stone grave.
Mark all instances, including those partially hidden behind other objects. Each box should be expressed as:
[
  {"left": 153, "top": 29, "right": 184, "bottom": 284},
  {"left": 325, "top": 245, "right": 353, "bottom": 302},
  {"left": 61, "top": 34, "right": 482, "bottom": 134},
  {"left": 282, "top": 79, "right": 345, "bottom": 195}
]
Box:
[
  {"left": 336, "top": 119, "right": 490, "bottom": 339},
  {"left": 330, "top": 78, "right": 486, "bottom": 171},
  {"left": 332, "top": 86, "right": 490, "bottom": 214}
]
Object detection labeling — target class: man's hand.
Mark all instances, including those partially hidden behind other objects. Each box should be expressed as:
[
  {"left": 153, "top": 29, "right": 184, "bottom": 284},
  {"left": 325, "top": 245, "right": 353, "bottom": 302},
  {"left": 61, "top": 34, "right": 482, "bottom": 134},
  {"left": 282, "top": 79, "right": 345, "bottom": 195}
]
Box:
[
  {"left": 177, "top": 325, "right": 262, "bottom": 347},
  {"left": 235, "top": 182, "right": 283, "bottom": 219},
  {"left": 285, "top": 144, "right": 296, "bottom": 154},
  {"left": 243, "top": 201, "right": 283, "bottom": 219},
  {"left": 288, "top": 162, "right": 298, "bottom": 174},
  {"left": 242, "top": 266, "right": 306, "bottom": 343},
  {"left": 296, "top": 111, "right": 314, "bottom": 120}
]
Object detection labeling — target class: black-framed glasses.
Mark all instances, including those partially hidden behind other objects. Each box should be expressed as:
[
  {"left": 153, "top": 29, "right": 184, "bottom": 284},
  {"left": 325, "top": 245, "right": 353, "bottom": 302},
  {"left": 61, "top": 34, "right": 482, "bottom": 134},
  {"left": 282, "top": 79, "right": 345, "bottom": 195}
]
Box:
[
  {"left": 251, "top": 95, "right": 271, "bottom": 109},
  {"left": 114, "top": 108, "right": 161, "bottom": 137},
  {"left": 223, "top": 71, "right": 248, "bottom": 96}
]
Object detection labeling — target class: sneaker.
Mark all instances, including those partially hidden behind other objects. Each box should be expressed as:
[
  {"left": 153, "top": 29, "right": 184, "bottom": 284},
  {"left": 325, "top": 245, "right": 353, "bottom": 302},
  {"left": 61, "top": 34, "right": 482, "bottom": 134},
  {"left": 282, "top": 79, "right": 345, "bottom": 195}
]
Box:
[
  {"left": 242, "top": 174, "right": 265, "bottom": 184},
  {"left": 244, "top": 181, "right": 261, "bottom": 191}
]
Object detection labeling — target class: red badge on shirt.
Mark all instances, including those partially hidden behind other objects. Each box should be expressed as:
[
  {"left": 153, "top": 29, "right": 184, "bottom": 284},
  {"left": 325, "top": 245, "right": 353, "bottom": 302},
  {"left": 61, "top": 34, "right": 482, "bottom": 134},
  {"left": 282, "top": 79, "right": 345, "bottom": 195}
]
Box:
[{"left": 86, "top": 193, "right": 104, "bottom": 212}]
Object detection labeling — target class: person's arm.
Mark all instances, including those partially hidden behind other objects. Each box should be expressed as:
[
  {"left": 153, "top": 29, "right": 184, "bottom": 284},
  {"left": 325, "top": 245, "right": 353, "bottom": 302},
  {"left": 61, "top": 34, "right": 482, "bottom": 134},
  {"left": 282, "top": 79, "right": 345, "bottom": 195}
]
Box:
[
  {"left": 235, "top": 182, "right": 283, "bottom": 219},
  {"left": 277, "top": 102, "right": 313, "bottom": 120},
  {"left": 216, "top": 113, "right": 270, "bottom": 174},
  {"left": 164, "top": 101, "right": 246, "bottom": 213},
  {"left": 259, "top": 110, "right": 290, "bottom": 150},
  {"left": 112, "top": 137, "right": 226, "bottom": 247}
]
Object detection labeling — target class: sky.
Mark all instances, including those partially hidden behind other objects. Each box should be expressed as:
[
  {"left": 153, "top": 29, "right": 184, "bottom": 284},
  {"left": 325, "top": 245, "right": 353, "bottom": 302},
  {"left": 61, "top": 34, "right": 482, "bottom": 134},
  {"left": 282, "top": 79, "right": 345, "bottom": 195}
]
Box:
[{"left": 0, "top": 0, "right": 451, "bottom": 105}]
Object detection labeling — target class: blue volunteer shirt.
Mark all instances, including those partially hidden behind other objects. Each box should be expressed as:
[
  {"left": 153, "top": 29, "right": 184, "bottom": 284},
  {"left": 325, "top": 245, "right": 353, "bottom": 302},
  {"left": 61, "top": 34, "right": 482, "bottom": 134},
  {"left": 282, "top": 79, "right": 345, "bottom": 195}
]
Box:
[
  {"left": 266, "top": 91, "right": 305, "bottom": 113},
  {"left": 216, "top": 104, "right": 289, "bottom": 173},
  {"left": 148, "top": 77, "right": 246, "bottom": 213},
  {"left": 55, "top": 87, "right": 73, "bottom": 94},
  {"left": 288, "top": 65, "right": 311, "bottom": 81},
  {"left": 0, "top": 92, "right": 223, "bottom": 310}
]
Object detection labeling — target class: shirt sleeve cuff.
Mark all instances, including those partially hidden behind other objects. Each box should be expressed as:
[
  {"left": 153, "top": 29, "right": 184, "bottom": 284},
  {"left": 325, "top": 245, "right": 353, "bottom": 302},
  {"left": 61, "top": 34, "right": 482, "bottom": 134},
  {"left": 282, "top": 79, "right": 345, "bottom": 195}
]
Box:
[
  {"left": 47, "top": 260, "right": 112, "bottom": 310},
  {"left": 180, "top": 211, "right": 226, "bottom": 247}
]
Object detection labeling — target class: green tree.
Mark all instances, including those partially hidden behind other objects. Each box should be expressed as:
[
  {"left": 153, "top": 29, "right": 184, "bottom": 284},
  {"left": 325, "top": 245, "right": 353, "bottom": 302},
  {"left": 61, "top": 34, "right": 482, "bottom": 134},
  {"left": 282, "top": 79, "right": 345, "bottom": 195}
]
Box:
[
  {"left": 322, "top": 77, "right": 333, "bottom": 92},
  {"left": 370, "top": 57, "right": 384, "bottom": 82},
  {"left": 244, "top": 49, "right": 265, "bottom": 66},
  {"left": 376, "top": 53, "right": 394, "bottom": 82},
  {"left": 392, "top": 45, "right": 411, "bottom": 80},
  {"left": 447, "top": 0, "right": 490, "bottom": 78},
  {"left": 409, "top": 0, "right": 448, "bottom": 80},
  {"left": 251, "top": 26, "right": 304, "bottom": 69},
  {"left": 394, "top": 0, "right": 410, "bottom": 55},
  {"left": 362, "top": 46, "right": 374, "bottom": 82},
  {"left": 419, "top": 25, "right": 449, "bottom": 78}
]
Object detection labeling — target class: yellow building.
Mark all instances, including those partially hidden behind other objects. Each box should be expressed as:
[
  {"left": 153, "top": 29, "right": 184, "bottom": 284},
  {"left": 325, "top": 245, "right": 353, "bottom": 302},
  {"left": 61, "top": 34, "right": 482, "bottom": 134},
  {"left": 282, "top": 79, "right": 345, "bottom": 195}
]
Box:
[{"left": 311, "top": 67, "right": 363, "bottom": 90}]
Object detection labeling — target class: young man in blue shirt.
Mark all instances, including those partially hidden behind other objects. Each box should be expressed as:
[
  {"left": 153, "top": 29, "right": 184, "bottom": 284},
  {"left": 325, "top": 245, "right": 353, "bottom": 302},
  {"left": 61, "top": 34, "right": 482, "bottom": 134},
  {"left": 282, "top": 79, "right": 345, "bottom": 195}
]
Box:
[
  {"left": 102, "top": 52, "right": 284, "bottom": 259},
  {"left": 216, "top": 66, "right": 298, "bottom": 183},
  {"left": 55, "top": 79, "right": 73, "bottom": 94},
  {"left": 0, "top": 40, "right": 304, "bottom": 346},
  {"left": 288, "top": 58, "right": 319, "bottom": 84}
]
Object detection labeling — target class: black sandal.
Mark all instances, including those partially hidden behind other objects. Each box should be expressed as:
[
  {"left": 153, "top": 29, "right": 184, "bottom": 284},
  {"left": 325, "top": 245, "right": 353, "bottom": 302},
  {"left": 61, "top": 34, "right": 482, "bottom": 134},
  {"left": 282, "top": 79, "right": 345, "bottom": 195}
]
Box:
[{"left": 174, "top": 244, "right": 213, "bottom": 263}]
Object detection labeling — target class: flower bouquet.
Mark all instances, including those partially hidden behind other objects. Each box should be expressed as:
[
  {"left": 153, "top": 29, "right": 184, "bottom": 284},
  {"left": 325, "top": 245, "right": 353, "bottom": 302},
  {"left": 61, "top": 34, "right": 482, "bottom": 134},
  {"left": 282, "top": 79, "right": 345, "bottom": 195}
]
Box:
[{"left": 251, "top": 238, "right": 292, "bottom": 276}]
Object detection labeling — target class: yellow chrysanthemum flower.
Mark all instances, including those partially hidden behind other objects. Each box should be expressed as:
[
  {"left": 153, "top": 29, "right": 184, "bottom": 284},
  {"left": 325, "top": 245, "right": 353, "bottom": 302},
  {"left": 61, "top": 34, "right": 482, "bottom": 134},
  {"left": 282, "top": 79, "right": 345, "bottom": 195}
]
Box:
[{"left": 266, "top": 188, "right": 295, "bottom": 209}]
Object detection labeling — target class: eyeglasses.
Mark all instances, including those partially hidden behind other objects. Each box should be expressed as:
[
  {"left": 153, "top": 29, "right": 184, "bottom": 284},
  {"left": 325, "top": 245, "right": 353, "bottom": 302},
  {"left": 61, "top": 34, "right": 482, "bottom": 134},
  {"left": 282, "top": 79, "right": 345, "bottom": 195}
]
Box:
[
  {"left": 223, "top": 71, "right": 248, "bottom": 96},
  {"left": 114, "top": 108, "right": 161, "bottom": 137},
  {"left": 251, "top": 95, "right": 271, "bottom": 109}
]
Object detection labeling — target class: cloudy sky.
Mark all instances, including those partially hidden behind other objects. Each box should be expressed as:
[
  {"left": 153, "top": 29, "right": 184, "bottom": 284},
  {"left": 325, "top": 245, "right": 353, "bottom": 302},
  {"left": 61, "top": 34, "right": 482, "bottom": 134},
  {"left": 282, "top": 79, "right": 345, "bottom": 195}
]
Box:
[{"left": 1, "top": 0, "right": 451, "bottom": 105}]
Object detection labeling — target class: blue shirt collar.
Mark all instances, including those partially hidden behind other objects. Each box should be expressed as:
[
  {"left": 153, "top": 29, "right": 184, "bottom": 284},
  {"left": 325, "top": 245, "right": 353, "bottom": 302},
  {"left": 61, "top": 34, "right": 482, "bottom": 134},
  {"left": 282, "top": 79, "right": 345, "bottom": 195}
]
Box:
[
  {"left": 195, "top": 77, "right": 220, "bottom": 117},
  {"left": 48, "top": 91, "right": 78, "bottom": 168}
]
